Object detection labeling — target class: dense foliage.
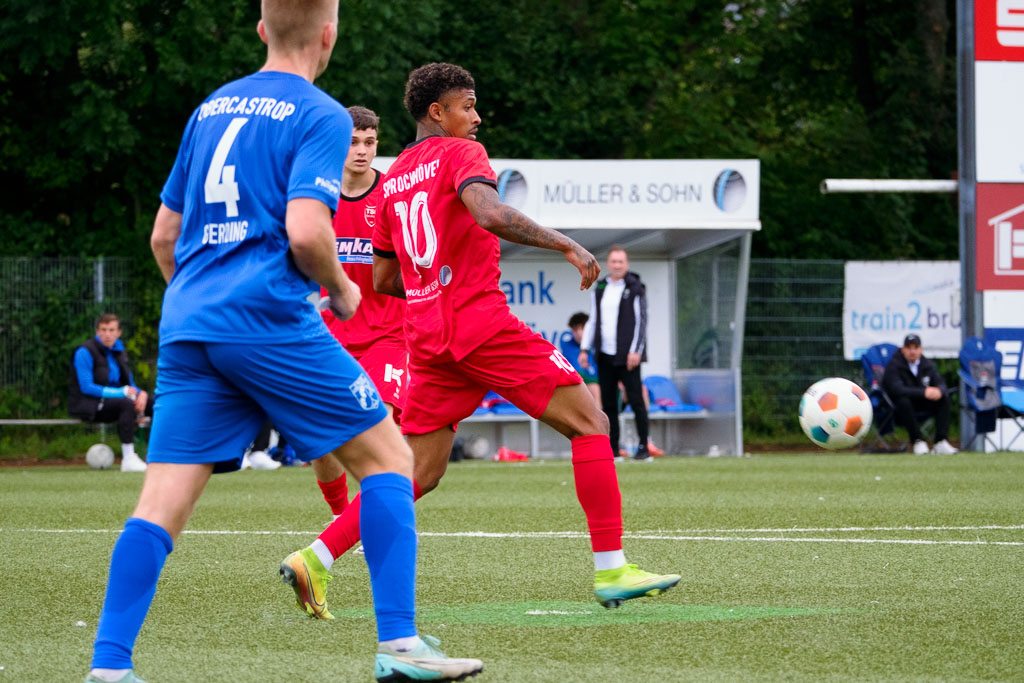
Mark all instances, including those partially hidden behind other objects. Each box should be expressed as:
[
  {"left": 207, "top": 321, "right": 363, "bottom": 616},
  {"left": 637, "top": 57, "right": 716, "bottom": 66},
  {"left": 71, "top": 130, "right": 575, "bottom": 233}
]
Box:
[
  {"left": 0, "top": 0, "right": 958, "bottom": 421},
  {"left": 2, "top": 0, "right": 958, "bottom": 263}
]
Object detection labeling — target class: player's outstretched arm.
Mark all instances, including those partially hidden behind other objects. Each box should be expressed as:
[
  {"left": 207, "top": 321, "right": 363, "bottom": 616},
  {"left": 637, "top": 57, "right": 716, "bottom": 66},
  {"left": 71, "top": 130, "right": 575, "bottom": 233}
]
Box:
[
  {"left": 286, "top": 198, "right": 361, "bottom": 320},
  {"left": 461, "top": 182, "right": 600, "bottom": 290},
  {"left": 372, "top": 254, "right": 406, "bottom": 299},
  {"left": 151, "top": 204, "right": 183, "bottom": 284}
]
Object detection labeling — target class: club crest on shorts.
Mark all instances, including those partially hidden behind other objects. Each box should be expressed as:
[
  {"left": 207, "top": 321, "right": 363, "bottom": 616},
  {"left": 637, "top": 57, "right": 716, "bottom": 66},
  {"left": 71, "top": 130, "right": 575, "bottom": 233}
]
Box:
[{"left": 349, "top": 373, "right": 380, "bottom": 411}]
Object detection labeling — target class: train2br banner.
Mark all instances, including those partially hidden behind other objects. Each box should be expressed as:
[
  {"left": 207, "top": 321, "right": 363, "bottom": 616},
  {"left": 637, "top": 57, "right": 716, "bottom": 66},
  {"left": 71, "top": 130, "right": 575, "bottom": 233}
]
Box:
[{"left": 843, "top": 261, "right": 961, "bottom": 360}]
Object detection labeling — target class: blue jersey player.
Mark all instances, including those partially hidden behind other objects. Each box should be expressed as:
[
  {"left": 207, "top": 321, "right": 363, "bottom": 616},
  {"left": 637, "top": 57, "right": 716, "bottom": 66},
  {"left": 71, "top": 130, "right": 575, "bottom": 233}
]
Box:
[{"left": 84, "top": 2, "right": 482, "bottom": 682}]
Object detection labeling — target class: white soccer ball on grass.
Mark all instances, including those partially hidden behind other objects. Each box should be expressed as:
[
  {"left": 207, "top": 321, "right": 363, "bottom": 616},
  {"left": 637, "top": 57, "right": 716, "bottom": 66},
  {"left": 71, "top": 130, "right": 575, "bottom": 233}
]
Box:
[
  {"left": 86, "top": 443, "right": 115, "bottom": 469},
  {"left": 798, "top": 377, "right": 873, "bottom": 450}
]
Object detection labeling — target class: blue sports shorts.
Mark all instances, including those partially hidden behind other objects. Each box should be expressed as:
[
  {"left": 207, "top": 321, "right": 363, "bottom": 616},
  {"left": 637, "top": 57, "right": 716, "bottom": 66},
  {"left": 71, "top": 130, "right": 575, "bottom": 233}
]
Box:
[{"left": 147, "top": 336, "right": 387, "bottom": 472}]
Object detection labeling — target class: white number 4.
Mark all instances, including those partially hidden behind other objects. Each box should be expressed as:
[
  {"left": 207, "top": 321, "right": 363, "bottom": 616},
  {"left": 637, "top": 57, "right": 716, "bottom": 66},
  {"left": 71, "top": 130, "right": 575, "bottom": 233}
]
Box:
[{"left": 204, "top": 117, "right": 248, "bottom": 217}]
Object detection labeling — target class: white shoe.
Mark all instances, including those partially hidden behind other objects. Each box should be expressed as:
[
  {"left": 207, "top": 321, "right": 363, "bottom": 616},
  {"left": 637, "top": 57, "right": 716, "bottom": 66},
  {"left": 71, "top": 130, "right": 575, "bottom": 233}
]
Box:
[
  {"left": 247, "top": 450, "right": 281, "bottom": 470},
  {"left": 932, "top": 439, "right": 959, "bottom": 455},
  {"left": 912, "top": 440, "right": 930, "bottom": 455},
  {"left": 120, "top": 453, "right": 147, "bottom": 472}
]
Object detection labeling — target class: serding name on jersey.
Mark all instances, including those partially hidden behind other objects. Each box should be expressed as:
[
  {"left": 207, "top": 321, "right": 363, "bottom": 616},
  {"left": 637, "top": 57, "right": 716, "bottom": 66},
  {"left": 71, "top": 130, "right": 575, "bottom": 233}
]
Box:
[
  {"left": 382, "top": 159, "right": 441, "bottom": 199},
  {"left": 202, "top": 220, "right": 248, "bottom": 245}
]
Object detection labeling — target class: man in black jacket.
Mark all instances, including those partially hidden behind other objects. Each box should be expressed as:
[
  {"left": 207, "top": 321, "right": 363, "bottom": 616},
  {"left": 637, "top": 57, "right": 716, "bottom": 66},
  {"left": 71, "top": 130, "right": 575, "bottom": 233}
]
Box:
[
  {"left": 69, "top": 313, "right": 153, "bottom": 471},
  {"left": 882, "top": 334, "right": 958, "bottom": 454},
  {"left": 579, "top": 246, "right": 650, "bottom": 460}
]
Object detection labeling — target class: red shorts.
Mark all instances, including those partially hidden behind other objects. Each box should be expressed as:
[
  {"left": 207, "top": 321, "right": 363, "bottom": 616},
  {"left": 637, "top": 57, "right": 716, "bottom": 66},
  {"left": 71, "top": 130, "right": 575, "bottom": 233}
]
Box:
[
  {"left": 350, "top": 341, "right": 408, "bottom": 421},
  {"left": 401, "top": 317, "right": 582, "bottom": 435}
]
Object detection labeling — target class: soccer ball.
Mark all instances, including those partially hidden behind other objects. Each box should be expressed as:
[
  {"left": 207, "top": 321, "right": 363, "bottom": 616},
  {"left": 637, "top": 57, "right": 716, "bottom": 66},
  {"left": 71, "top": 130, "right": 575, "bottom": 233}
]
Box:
[
  {"left": 86, "top": 443, "right": 115, "bottom": 469},
  {"left": 798, "top": 377, "right": 873, "bottom": 450}
]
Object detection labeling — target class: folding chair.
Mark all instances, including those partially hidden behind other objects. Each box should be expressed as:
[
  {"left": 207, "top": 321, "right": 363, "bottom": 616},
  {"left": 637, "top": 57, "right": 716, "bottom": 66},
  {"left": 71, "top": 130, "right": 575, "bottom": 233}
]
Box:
[
  {"left": 859, "top": 343, "right": 900, "bottom": 451},
  {"left": 958, "top": 337, "right": 1024, "bottom": 451}
]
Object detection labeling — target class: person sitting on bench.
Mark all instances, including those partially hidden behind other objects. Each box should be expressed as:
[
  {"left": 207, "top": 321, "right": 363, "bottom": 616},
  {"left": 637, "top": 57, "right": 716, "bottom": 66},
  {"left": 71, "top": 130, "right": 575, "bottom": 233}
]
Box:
[{"left": 69, "top": 313, "right": 153, "bottom": 471}]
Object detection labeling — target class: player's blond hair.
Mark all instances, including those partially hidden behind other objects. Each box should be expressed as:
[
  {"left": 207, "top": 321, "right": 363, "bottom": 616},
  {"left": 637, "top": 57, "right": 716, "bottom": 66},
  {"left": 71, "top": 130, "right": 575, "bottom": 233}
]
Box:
[{"left": 261, "top": 0, "right": 337, "bottom": 50}]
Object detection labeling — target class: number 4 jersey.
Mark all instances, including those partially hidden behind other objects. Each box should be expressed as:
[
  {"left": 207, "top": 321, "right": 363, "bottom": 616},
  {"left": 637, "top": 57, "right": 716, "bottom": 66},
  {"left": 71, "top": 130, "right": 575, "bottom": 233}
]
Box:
[
  {"left": 373, "top": 136, "right": 512, "bottom": 363},
  {"left": 158, "top": 71, "right": 352, "bottom": 344}
]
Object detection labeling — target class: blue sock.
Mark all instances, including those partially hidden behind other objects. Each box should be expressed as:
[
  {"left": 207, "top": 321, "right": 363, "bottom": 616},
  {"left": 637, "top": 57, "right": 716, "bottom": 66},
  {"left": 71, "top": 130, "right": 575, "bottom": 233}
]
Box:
[
  {"left": 359, "top": 472, "right": 417, "bottom": 641},
  {"left": 91, "top": 517, "right": 173, "bottom": 669}
]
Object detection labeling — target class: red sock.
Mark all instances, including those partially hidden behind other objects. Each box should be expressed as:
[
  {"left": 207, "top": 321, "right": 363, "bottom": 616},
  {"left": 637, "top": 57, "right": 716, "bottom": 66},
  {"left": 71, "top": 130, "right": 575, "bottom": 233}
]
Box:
[
  {"left": 318, "top": 479, "right": 423, "bottom": 559},
  {"left": 317, "top": 473, "right": 350, "bottom": 516},
  {"left": 571, "top": 434, "right": 623, "bottom": 552}
]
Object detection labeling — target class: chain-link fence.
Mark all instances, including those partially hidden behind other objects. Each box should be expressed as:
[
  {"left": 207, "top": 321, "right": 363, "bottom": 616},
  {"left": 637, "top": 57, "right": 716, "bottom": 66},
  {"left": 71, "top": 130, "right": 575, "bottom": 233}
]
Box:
[
  {"left": 0, "top": 257, "right": 136, "bottom": 416},
  {"left": 742, "top": 259, "right": 860, "bottom": 437}
]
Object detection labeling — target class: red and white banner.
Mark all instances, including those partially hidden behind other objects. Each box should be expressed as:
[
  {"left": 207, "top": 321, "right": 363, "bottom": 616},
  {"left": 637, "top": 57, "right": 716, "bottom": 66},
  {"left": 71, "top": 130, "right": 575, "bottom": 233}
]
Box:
[
  {"left": 975, "top": 0, "right": 1024, "bottom": 61},
  {"left": 976, "top": 184, "right": 1024, "bottom": 289}
]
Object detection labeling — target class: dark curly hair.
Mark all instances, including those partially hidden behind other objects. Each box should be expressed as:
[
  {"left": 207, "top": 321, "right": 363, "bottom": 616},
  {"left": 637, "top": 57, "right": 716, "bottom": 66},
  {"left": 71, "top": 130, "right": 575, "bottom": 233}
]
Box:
[
  {"left": 404, "top": 62, "right": 475, "bottom": 122},
  {"left": 568, "top": 312, "right": 589, "bottom": 329}
]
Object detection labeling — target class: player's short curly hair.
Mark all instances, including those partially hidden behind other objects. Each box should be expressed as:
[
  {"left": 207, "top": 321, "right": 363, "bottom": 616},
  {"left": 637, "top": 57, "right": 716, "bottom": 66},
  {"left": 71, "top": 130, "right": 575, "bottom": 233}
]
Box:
[{"left": 404, "top": 62, "right": 475, "bottom": 122}]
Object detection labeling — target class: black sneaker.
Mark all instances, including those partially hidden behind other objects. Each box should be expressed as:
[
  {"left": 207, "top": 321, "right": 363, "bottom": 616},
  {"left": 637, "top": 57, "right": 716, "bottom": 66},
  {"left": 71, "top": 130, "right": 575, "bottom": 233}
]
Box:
[{"left": 632, "top": 445, "right": 653, "bottom": 461}]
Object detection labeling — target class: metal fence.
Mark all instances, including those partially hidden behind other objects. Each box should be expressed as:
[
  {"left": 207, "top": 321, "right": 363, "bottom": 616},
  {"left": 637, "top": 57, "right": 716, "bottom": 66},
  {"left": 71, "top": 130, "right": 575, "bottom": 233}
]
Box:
[
  {"left": 742, "top": 259, "right": 860, "bottom": 436},
  {"left": 0, "top": 257, "right": 135, "bottom": 415}
]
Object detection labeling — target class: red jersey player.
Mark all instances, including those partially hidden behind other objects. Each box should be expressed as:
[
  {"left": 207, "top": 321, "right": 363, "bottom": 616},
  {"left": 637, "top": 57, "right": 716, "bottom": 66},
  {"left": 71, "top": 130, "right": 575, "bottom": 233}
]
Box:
[
  {"left": 311, "top": 106, "right": 408, "bottom": 522},
  {"left": 287, "top": 63, "right": 679, "bottom": 615}
]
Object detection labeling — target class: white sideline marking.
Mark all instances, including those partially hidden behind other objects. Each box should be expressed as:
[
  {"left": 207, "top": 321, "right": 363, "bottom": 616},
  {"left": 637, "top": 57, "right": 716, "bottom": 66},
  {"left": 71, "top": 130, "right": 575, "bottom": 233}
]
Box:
[
  {"left": 3, "top": 527, "right": 1023, "bottom": 546},
  {"left": 634, "top": 525, "right": 1024, "bottom": 533}
]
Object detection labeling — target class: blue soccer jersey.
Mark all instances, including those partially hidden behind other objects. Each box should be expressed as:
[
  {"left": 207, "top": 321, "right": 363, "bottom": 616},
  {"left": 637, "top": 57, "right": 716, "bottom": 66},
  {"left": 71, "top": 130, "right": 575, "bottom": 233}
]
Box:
[{"left": 158, "top": 71, "right": 352, "bottom": 344}]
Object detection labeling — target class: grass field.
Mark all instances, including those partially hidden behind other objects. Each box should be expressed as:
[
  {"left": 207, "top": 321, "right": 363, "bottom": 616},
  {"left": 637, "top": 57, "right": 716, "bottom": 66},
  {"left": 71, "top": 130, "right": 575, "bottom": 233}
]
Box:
[{"left": 2, "top": 454, "right": 1023, "bottom": 682}]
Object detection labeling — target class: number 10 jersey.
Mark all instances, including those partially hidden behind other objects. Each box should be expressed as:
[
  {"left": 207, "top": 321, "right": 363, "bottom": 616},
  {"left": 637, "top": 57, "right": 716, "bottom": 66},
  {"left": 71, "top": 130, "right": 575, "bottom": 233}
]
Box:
[{"left": 373, "top": 136, "right": 511, "bottom": 363}]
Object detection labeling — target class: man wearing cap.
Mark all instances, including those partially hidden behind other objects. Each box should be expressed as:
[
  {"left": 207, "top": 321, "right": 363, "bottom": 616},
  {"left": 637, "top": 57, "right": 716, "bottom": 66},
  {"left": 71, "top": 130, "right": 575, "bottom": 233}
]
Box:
[{"left": 882, "top": 334, "right": 958, "bottom": 454}]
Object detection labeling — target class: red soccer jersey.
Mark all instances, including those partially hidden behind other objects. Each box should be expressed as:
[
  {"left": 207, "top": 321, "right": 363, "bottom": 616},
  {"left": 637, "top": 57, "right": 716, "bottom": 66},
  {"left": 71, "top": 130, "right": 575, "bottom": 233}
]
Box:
[
  {"left": 322, "top": 170, "right": 406, "bottom": 355},
  {"left": 373, "top": 136, "right": 512, "bottom": 362}
]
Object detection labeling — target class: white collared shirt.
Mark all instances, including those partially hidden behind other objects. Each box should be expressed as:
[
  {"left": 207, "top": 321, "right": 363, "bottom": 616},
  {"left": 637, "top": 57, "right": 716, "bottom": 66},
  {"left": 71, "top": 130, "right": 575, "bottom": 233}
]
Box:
[
  {"left": 908, "top": 359, "right": 920, "bottom": 377},
  {"left": 599, "top": 279, "right": 625, "bottom": 355}
]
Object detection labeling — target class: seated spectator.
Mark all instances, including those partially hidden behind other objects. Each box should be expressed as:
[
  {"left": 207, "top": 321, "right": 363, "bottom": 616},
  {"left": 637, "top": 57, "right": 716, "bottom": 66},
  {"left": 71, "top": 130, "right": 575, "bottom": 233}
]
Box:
[
  {"left": 882, "top": 333, "right": 958, "bottom": 455},
  {"left": 68, "top": 313, "right": 153, "bottom": 471},
  {"left": 562, "top": 312, "right": 601, "bottom": 405}
]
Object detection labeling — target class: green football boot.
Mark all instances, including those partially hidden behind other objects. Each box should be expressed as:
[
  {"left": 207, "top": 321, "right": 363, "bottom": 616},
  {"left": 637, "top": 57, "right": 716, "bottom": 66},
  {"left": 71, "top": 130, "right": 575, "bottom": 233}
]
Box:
[
  {"left": 375, "top": 635, "right": 483, "bottom": 681},
  {"left": 279, "top": 547, "right": 334, "bottom": 619},
  {"left": 594, "top": 563, "right": 682, "bottom": 608}
]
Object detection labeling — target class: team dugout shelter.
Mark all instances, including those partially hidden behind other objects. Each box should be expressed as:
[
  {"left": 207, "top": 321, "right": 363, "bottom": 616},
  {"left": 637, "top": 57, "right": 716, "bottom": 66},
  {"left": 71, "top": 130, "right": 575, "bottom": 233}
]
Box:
[{"left": 373, "top": 157, "right": 761, "bottom": 457}]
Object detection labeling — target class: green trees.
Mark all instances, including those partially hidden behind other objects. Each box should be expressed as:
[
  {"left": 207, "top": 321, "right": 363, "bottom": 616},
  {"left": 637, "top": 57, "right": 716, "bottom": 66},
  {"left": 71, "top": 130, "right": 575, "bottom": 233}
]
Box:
[{"left": 2, "top": 0, "right": 957, "bottom": 263}]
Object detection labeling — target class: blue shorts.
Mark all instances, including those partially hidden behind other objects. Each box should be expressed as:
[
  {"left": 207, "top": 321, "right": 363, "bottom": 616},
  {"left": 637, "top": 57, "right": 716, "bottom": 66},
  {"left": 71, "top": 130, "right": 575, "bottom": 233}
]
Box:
[{"left": 147, "top": 336, "right": 387, "bottom": 472}]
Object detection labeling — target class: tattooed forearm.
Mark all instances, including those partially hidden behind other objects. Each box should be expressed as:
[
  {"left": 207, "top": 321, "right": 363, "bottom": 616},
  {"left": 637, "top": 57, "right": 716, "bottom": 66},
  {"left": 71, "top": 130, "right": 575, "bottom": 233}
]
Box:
[
  {"left": 492, "top": 207, "right": 574, "bottom": 251},
  {"left": 464, "top": 184, "right": 571, "bottom": 251}
]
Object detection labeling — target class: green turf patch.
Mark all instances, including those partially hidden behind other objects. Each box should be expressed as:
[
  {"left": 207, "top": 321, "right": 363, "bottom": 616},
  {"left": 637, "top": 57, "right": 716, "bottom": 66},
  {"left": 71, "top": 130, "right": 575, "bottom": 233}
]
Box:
[{"left": 333, "top": 601, "right": 839, "bottom": 627}]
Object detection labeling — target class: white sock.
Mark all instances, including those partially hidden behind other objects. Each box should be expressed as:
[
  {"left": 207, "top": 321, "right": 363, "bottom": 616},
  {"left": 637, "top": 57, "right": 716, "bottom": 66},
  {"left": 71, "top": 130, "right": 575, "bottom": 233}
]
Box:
[
  {"left": 381, "top": 635, "right": 423, "bottom": 652},
  {"left": 89, "top": 669, "right": 131, "bottom": 682},
  {"left": 310, "top": 539, "right": 334, "bottom": 571},
  {"left": 121, "top": 442, "right": 136, "bottom": 460},
  {"left": 594, "top": 549, "right": 626, "bottom": 571}
]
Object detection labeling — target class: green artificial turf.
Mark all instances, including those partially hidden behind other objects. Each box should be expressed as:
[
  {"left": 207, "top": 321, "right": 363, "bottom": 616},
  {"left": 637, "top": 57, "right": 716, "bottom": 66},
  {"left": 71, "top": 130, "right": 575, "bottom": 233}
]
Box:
[{"left": 1, "top": 454, "right": 1022, "bottom": 681}]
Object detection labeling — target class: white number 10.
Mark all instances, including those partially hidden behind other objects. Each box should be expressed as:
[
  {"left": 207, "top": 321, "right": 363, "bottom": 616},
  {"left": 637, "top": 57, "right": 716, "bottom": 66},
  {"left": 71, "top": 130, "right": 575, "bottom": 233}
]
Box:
[
  {"left": 394, "top": 191, "right": 438, "bottom": 271},
  {"left": 204, "top": 117, "right": 248, "bottom": 217}
]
